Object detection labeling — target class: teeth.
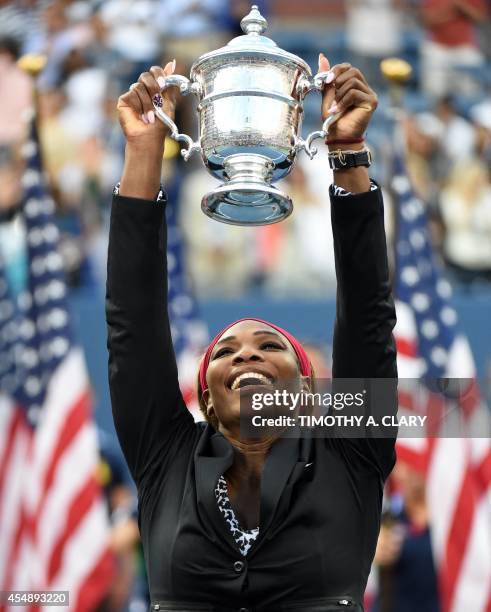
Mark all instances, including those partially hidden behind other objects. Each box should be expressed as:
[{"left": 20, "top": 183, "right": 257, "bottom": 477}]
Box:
[{"left": 231, "top": 372, "right": 272, "bottom": 391}]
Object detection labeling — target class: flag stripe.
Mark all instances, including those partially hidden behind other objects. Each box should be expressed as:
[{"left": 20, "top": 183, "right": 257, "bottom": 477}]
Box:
[
  {"left": 47, "top": 500, "right": 111, "bottom": 611},
  {"left": 451, "top": 490, "right": 491, "bottom": 612},
  {"left": 0, "top": 427, "right": 31, "bottom": 592},
  {"left": 47, "top": 476, "right": 100, "bottom": 582},
  {"left": 26, "top": 349, "right": 89, "bottom": 515},
  {"left": 440, "top": 463, "right": 478, "bottom": 610},
  {"left": 37, "top": 424, "right": 100, "bottom": 569},
  {"left": 75, "top": 546, "right": 115, "bottom": 612},
  {"left": 34, "top": 389, "right": 91, "bottom": 532},
  {"left": 0, "top": 408, "right": 25, "bottom": 495}
]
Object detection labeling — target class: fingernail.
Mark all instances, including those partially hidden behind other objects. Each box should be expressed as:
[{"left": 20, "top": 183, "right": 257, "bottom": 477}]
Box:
[
  {"left": 141, "top": 113, "right": 149, "bottom": 124},
  {"left": 328, "top": 102, "right": 339, "bottom": 114},
  {"left": 325, "top": 70, "right": 335, "bottom": 84},
  {"left": 171, "top": 59, "right": 176, "bottom": 73},
  {"left": 147, "top": 110, "right": 155, "bottom": 124},
  {"left": 157, "top": 76, "right": 166, "bottom": 89},
  {"left": 318, "top": 52, "right": 323, "bottom": 68}
]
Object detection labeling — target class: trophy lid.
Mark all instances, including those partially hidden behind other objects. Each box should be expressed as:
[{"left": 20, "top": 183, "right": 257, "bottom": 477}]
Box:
[{"left": 191, "top": 5, "right": 311, "bottom": 75}]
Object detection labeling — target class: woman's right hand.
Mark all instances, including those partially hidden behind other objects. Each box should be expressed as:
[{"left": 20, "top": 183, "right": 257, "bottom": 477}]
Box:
[
  {"left": 118, "top": 61, "right": 178, "bottom": 199},
  {"left": 117, "top": 60, "right": 177, "bottom": 152}
]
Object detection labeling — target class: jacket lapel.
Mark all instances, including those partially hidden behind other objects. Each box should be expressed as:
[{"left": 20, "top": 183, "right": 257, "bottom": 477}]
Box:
[
  {"left": 194, "top": 426, "right": 314, "bottom": 556},
  {"left": 194, "top": 427, "right": 239, "bottom": 552},
  {"left": 251, "top": 428, "right": 315, "bottom": 554}
]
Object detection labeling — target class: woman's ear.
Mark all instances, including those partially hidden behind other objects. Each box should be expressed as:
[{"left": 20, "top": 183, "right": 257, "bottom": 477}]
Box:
[
  {"left": 202, "top": 389, "right": 215, "bottom": 419},
  {"left": 300, "top": 375, "right": 313, "bottom": 394}
]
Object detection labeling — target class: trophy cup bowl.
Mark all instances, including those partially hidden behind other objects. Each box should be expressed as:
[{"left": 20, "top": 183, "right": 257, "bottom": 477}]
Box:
[{"left": 153, "top": 5, "right": 342, "bottom": 226}]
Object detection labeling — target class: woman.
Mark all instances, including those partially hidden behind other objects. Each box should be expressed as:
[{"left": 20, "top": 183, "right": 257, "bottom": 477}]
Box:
[{"left": 106, "top": 54, "right": 398, "bottom": 612}]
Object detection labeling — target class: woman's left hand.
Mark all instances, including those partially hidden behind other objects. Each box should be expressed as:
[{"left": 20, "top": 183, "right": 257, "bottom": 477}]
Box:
[{"left": 318, "top": 54, "right": 378, "bottom": 142}]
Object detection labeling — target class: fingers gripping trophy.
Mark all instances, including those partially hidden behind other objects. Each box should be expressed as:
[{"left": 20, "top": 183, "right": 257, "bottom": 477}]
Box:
[{"left": 118, "top": 5, "right": 377, "bottom": 224}]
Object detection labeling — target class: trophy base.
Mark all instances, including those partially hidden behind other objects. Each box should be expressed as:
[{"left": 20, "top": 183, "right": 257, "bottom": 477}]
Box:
[{"left": 201, "top": 154, "right": 293, "bottom": 226}]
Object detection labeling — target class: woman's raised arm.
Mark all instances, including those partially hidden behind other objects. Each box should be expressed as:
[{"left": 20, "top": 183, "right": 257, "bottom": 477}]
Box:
[
  {"left": 106, "top": 62, "right": 194, "bottom": 489},
  {"left": 320, "top": 56, "right": 398, "bottom": 478}
]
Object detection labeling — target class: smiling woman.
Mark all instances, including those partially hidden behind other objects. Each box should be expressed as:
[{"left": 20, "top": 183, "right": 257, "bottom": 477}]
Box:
[
  {"left": 106, "top": 56, "right": 398, "bottom": 612},
  {"left": 197, "top": 318, "right": 314, "bottom": 433}
]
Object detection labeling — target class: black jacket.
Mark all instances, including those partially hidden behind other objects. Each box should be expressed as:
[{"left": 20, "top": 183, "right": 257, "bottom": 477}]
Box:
[{"left": 106, "top": 186, "right": 398, "bottom": 612}]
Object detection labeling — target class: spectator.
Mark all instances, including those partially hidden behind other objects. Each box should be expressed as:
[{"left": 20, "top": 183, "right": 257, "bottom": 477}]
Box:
[
  {"left": 178, "top": 161, "right": 257, "bottom": 297},
  {"left": 439, "top": 160, "right": 491, "bottom": 283},
  {"left": 156, "top": 0, "right": 230, "bottom": 67},
  {"left": 96, "top": 428, "right": 142, "bottom": 612},
  {"left": 470, "top": 98, "right": 491, "bottom": 166},
  {"left": 227, "top": 0, "right": 269, "bottom": 35},
  {"left": 38, "top": 0, "right": 94, "bottom": 90},
  {"left": 0, "top": 36, "right": 32, "bottom": 146},
  {"left": 346, "top": 0, "right": 403, "bottom": 90},
  {"left": 0, "top": 149, "right": 26, "bottom": 296},
  {"left": 99, "top": 0, "right": 161, "bottom": 83},
  {"left": 264, "top": 161, "right": 337, "bottom": 296},
  {"left": 434, "top": 95, "right": 476, "bottom": 162},
  {"left": 420, "top": 0, "right": 488, "bottom": 98},
  {"left": 372, "top": 463, "right": 440, "bottom": 612},
  {"left": 0, "top": 0, "right": 46, "bottom": 54}
]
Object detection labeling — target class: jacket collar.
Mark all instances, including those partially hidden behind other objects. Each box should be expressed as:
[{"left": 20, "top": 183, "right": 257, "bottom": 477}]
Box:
[{"left": 194, "top": 425, "right": 313, "bottom": 556}]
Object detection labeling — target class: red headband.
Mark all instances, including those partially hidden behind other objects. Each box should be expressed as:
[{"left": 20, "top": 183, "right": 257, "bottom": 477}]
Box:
[{"left": 198, "top": 317, "right": 312, "bottom": 392}]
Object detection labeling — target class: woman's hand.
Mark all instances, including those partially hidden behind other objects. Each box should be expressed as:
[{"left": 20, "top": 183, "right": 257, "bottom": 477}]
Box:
[
  {"left": 318, "top": 54, "right": 378, "bottom": 143},
  {"left": 117, "top": 60, "right": 177, "bottom": 152},
  {"left": 118, "top": 60, "right": 177, "bottom": 200}
]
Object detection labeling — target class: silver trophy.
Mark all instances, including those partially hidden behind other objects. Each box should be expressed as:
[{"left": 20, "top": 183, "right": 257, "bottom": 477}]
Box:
[{"left": 154, "top": 5, "right": 342, "bottom": 226}]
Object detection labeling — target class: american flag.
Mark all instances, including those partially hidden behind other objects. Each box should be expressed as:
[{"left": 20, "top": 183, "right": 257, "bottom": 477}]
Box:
[
  {"left": 0, "top": 119, "right": 113, "bottom": 611},
  {"left": 392, "top": 157, "right": 491, "bottom": 612},
  {"left": 166, "top": 188, "right": 208, "bottom": 418}
]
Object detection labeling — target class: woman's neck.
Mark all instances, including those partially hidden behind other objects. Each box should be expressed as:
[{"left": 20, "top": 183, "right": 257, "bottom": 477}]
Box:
[{"left": 223, "top": 434, "right": 277, "bottom": 485}]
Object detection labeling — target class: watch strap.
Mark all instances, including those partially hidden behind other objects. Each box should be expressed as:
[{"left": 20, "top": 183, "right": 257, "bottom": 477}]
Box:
[{"left": 328, "top": 148, "right": 372, "bottom": 170}]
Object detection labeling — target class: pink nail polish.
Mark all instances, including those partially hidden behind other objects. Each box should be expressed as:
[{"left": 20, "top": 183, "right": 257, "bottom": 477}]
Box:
[
  {"left": 147, "top": 110, "right": 155, "bottom": 124},
  {"left": 141, "top": 113, "right": 149, "bottom": 124},
  {"left": 328, "top": 102, "right": 339, "bottom": 114},
  {"left": 171, "top": 59, "right": 176, "bottom": 73},
  {"left": 157, "top": 76, "right": 166, "bottom": 89},
  {"left": 325, "top": 71, "right": 335, "bottom": 84}
]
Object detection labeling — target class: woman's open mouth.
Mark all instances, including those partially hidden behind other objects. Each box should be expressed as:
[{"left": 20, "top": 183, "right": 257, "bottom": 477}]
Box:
[{"left": 230, "top": 371, "right": 274, "bottom": 391}]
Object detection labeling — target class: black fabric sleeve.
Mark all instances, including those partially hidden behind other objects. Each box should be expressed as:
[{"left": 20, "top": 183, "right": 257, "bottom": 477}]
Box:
[
  {"left": 329, "top": 185, "right": 398, "bottom": 480},
  {"left": 105, "top": 194, "right": 194, "bottom": 488}
]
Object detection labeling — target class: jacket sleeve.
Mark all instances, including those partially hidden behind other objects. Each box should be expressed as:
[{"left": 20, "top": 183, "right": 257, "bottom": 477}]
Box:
[
  {"left": 105, "top": 194, "right": 194, "bottom": 489},
  {"left": 330, "top": 185, "right": 398, "bottom": 481}
]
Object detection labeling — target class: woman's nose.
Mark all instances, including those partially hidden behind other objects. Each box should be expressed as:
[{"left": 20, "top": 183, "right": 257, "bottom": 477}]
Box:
[{"left": 232, "top": 347, "right": 263, "bottom": 364}]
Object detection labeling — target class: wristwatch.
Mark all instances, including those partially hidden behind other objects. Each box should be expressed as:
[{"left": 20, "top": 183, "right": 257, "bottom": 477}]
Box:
[
  {"left": 328, "top": 148, "right": 372, "bottom": 171},
  {"left": 113, "top": 182, "right": 167, "bottom": 203}
]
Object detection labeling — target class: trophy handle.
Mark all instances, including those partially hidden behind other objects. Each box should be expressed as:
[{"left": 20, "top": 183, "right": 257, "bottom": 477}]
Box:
[
  {"left": 153, "top": 75, "right": 202, "bottom": 161},
  {"left": 294, "top": 71, "right": 344, "bottom": 160}
]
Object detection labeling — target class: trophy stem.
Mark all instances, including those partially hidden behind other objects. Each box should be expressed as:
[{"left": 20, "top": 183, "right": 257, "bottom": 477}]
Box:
[
  {"left": 201, "top": 153, "right": 292, "bottom": 226},
  {"left": 223, "top": 154, "right": 275, "bottom": 186}
]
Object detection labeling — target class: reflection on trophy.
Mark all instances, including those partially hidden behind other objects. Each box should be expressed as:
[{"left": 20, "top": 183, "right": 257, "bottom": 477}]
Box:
[{"left": 153, "top": 5, "right": 342, "bottom": 226}]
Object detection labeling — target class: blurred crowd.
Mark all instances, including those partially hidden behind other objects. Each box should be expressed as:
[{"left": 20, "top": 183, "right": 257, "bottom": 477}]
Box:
[
  {"left": 2, "top": 2, "right": 491, "bottom": 611},
  {"left": 1, "top": 0, "right": 491, "bottom": 299}
]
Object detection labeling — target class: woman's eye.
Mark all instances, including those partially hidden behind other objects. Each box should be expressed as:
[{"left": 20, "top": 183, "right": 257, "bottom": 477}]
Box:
[
  {"left": 261, "top": 342, "right": 283, "bottom": 350},
  {"left": 213, "top": 347, "right": 233, "bottom": 359}
]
